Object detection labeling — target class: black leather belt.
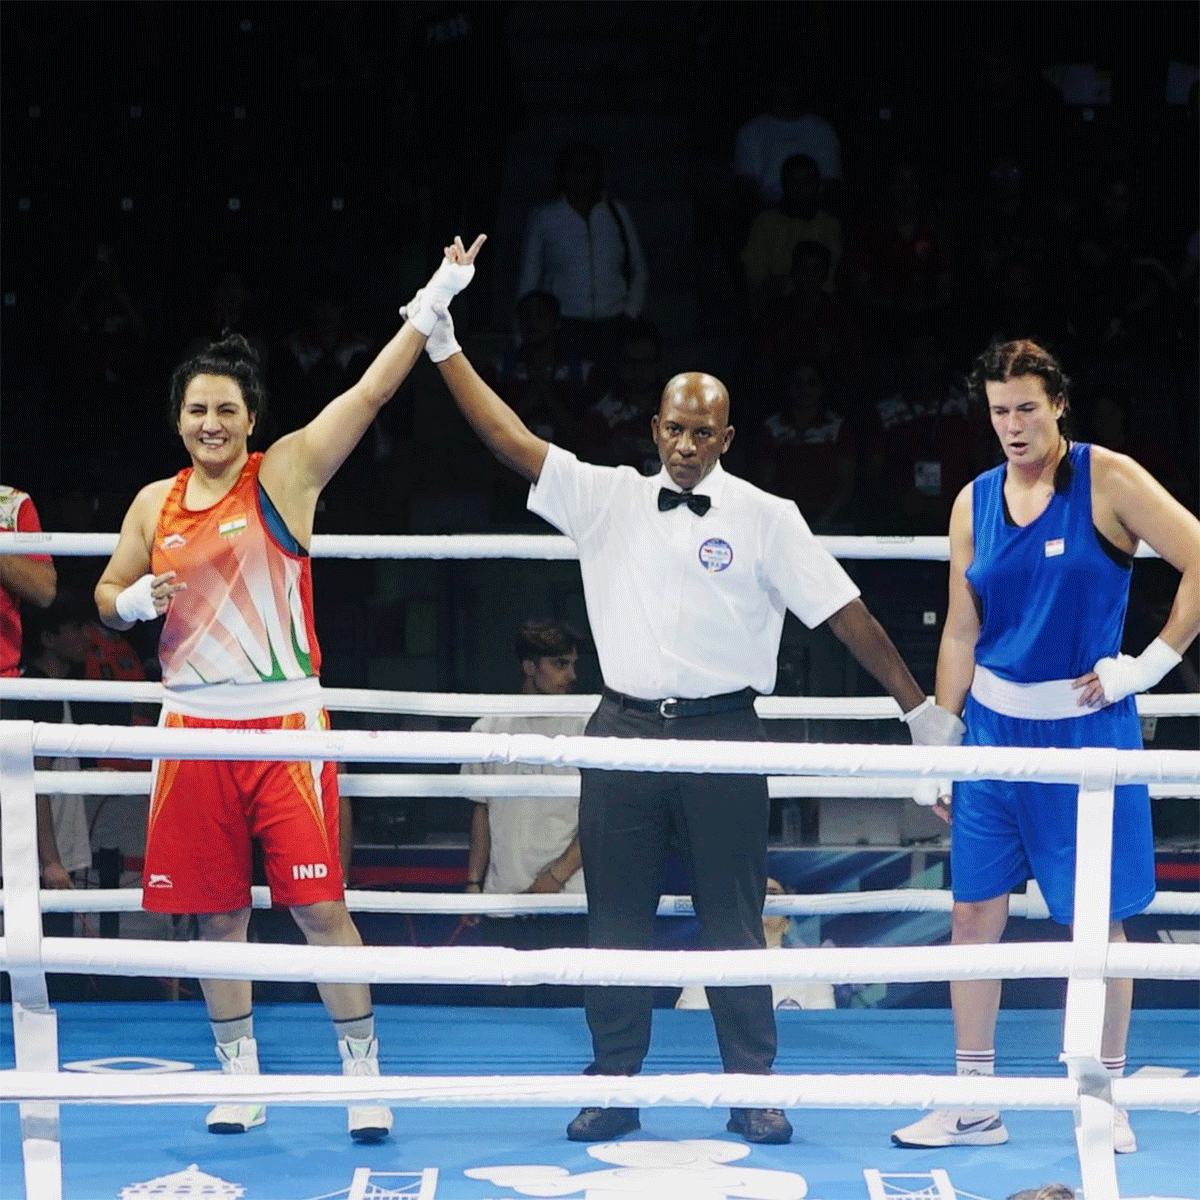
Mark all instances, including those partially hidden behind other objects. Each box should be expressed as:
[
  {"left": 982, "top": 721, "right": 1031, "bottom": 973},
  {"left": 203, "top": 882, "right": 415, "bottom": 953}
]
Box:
[{"left": 602, "top": 686, "right": 757, "bottom": 720}]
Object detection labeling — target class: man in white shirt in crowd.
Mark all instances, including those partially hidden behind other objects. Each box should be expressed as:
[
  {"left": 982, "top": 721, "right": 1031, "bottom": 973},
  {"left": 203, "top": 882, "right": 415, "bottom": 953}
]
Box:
[
  {"left": 463, "top": 617, "right": 587, "bottom": 909},
  {"left": 516, "top": 142, "right": 648, "bottom": 370},
  {"left": 404, "top": 236, "right": 960, "bottom": 1148}
]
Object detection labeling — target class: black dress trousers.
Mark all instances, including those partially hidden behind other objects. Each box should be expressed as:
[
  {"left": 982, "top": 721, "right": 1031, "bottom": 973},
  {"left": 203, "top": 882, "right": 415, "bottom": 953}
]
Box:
[{"left": 578, "top": 692, "right": 775, "bottom": 1077}]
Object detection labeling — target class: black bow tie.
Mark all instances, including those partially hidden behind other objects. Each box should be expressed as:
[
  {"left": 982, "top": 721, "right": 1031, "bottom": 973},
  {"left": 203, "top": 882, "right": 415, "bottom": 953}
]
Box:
[{"left": 658, "top": 487, "right": 711, "bottom": 516}]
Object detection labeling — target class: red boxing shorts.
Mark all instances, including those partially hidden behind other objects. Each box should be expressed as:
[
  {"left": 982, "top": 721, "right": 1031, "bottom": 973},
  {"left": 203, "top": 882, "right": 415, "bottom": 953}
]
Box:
[{"left": 143, "top": 707, "right": 343, "bottom": 913}]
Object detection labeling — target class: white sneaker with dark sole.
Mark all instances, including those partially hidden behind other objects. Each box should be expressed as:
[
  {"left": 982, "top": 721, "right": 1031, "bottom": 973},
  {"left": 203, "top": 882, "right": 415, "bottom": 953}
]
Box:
[
  {"left": 892, "top": 1107, "right": 1008, "bottom": 1148},
  {"left": 207, "top": 1037, "right": 266, "bottom": 1134},
  {"left": 340, "top": 1036, "right": 393, "bottom": 1143}
]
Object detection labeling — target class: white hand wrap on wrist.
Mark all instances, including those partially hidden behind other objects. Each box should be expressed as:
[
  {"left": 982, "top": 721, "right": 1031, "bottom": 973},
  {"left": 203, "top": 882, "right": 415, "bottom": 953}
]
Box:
[
  {"left": 400, "top": 290, "right": 461, "bottom": 361},
  {"left": 1093, "top": 637, "right": 1182, "bottom": 703},
  {"left": 401, "top": 257, "right": 476, "bottom": 336},
  {"left": 902, "top": 698, "right": 964, "bottom": 807},
  {"left": 114, "top": 574, "right": 158, "bottom": 624},
  {"left": 902, "top": 697, "right": 966, "bottom": 745}
]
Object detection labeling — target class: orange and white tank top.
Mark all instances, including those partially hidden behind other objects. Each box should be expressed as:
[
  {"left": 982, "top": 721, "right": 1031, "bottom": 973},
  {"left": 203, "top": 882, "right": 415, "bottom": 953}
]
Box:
[{"left": 150, "top": 453, "right": 322, "bottom": 690}]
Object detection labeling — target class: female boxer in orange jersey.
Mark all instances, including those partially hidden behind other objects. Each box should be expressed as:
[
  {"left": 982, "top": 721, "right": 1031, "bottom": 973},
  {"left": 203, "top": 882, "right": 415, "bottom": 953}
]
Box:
[{"left": 95, "top": 236, "right": 485, "bottom": 1142}]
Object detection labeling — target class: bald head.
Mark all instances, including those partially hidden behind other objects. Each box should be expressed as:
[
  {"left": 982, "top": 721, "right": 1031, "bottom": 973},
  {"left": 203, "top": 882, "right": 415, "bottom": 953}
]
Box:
[
  {"left": 659, "top": 372, "right": 731, "bottom": 426},
  {"left": 652, "top": 372, "right": 734, "bottom": 490}
]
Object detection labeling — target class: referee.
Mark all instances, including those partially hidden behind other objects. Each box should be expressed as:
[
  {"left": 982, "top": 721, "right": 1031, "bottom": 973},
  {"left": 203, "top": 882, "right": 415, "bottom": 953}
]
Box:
[{"left": 417, "top": 240, "right": 958, "bottom": 1145}]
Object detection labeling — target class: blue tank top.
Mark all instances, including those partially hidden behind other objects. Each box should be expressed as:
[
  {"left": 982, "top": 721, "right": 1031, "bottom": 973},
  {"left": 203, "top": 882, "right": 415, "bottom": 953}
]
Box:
[{"left": 967, "top": 442, "right": 1131, "bottom": 682}]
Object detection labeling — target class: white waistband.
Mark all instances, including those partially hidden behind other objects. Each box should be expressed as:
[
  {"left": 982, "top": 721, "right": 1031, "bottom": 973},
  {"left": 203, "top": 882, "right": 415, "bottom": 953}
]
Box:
[
  {"left": 161, "top": 677, "right": 322, "bottom": 720},
  {"left": 970, "top": 664, "right": 1089, "bottom": 721}
]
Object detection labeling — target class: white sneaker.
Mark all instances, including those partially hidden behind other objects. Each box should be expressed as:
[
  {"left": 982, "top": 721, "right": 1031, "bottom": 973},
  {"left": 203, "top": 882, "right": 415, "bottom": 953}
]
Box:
[
  {"left": 892, "top": 1107, "right": 1008, "bottom": 1147},
  {"left": 207, "top": 1037, "right": 266, "bottom": 1134},
  {"left": 340, "top": 1036, "right": 392, "bottom": 1143},
  {"left": 1112, "top": 1106, "right": 1137, "bottom": 1154}
]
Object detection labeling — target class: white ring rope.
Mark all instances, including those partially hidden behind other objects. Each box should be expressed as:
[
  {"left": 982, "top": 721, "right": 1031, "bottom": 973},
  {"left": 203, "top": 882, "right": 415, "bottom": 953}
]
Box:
[
  {"left": 28, "top": 767, "right": 1200, "bottom": 800},
  {"left": 0, "top": 530, "right": 1164, "bottom": 560},
  {"left": 3, "top": 933, "right": 1195, "bottom": 986},
  {"left": 23, "top": 886, "right": 1200, "bottom": 919},
  {"left": 15, "top": 721, "right": 1200, "bottom": 785},
  {"left": 2, "top": 1069, "right": 1196, "bottom": 1112},
  {"left": 4, "top": 674, "right": 1195, "bottom": 718}
]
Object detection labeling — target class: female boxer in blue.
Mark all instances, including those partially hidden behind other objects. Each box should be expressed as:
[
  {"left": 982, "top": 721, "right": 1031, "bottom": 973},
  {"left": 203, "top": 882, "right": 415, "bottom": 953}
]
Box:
[{"left": 892, "top": 339, "right": 1199, "bottom": 1153}]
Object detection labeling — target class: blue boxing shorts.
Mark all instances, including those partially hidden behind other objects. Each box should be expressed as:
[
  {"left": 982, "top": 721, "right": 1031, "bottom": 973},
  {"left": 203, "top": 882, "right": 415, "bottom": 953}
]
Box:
[{"left": 950, "top": 692, "right": 1155, "bottom": 925}]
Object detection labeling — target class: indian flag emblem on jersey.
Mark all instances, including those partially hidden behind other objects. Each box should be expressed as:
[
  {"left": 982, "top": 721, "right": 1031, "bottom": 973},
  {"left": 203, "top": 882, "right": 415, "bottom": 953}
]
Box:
[{"left": 219, "top": 515, "right": 248, "bottom": 538}]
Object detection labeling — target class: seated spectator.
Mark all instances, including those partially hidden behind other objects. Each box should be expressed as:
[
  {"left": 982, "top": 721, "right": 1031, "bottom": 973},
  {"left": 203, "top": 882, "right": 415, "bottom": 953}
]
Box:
[
  {"left": 749, "top": 240, "right": 865, "bottom": 404},
  {"left": 516, "top": 141, "right": 648, "bottom": 371},
  {"left": 842, "top": 159, "right": 953, "bottom": 354},
  {"left": 1085, "top": 387, "right": 1194, "bottom": 507},
  {"left": 676, "top": 878, "right": 834, "bottom": 1011},
  {"left": 1069, "top": 171, "right": 1177, "bottom": 357},
  {"left": 578, "top": 318, "right": 664, "bottom": 475},
  {"left": 461, "top": 618, "right": 589, "bottom": 1004},
  {"left": 752, "top": 361, "right": 856, "bottom": 535},
  {"left": 2, "top": 596, "right": 97, "bottom": 999},
  {"left": 741, "top": 153, "right": 842, "bottom": 303},
  {"left": 483, "top": 290, "right": 594, "bottom": 447},
  {"left": 861, "top": 331, "right": 987, "bottom": 536},
  {"left": 734, "top": 61, "right": 842, "bottom": 211}
]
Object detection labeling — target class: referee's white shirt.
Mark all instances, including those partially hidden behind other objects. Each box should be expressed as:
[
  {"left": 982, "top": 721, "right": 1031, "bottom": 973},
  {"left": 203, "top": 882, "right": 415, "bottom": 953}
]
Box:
[{"left": 528, "top": 445, "right": 860, "bottom": 700}]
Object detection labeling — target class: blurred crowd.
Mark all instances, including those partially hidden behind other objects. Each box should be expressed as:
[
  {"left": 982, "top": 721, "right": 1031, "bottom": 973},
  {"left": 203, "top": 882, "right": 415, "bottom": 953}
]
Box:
[{"left": 2, "top": 2, "right": 1197, "bottom": 693}]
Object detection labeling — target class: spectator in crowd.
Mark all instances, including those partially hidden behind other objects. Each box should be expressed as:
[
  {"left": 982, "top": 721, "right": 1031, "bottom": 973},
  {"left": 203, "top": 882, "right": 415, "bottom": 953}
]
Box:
[
  {"left": 1085, "top": 387, "right": 1194, "bottom": 507},
  {"left": 842, "top": 159, "right": 953, "bottom": 355},
  {"left": 752, "top": 360, "right": 856, "bottom": 535},
  {"left": 734, "top": 61, "right": 842, "bottom": 211},
  {"left": 56, "top": 243, "right": 156, "bottom": 476},
  {"left": 861, "top": 332, "right": 986, "bottom": 537},
  {"left": 180, "top": 268, "right": 271, "bottom": 381},
  {"left": 12, "top": 596, "right": 95, "bottom": 897},
  {"left": 484, "top": 290, "right": 594, "bottom": 447},
  {"left": 422, "top": 235, "right": 955, "bottom": 1147},
  {"left": 676, "top": 878, "right": 834, "bottom": 1011},
  {"left": 516, "top": 141, "right": 648, "bottom": 369},
  {"left": 741, "top": 154, "right": 842, "bottom": 304},
  {"left": 0, "top": 483, "right": 56, "bottom": 679},
  {"left": 481, "top": 290, "right": 596, "bottom": 526},
  {"left": 748, "top": 239, "right": 865, "bottom": 407},
  {"left": 578, "top": 318, "right": 665, "bottom": 475},
  {"left": 1069, "top": 171, "right": 1177, "bottom": 357},
  {"left": 461, "top": 618, "right": 588, "bottom": 1002}
]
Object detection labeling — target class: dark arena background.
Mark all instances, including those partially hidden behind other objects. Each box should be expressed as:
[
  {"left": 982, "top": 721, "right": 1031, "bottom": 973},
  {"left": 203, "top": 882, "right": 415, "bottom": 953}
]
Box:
[{"left": 1, "top": 3, "right": 1197, "bottom": 1199}]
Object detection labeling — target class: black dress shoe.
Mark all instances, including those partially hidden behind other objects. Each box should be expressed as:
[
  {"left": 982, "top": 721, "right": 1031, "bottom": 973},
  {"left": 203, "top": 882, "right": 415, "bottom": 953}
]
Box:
[
  {"left": 726, "top": 1106, "right": 793, "bottom": 1144},
  {"left": 566, "top": 1106, "right": 641, "bottom": 1141}
]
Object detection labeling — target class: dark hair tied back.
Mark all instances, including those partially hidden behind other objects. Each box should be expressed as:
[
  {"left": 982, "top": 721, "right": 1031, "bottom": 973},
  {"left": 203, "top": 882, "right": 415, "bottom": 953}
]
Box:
[
  {"left": 168, "top": 331, "right": 267, "bottom": 428},
  {"left": 967, "top": 337, "right": 1071, "bottom": 437}
]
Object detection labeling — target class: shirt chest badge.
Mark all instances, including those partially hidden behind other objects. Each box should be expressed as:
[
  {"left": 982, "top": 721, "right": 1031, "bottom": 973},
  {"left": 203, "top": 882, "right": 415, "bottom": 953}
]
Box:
[
  {"left": 1044, "top": 537, "right": 1065, "bottom": 557},
  {"left": 698, "top": 537, "right": 733, "bottom": 572},
  {"left": 219, "top": 515, "right": 248, "bottom": 538},
  {"left": 160, "top": 533, "right": 187, "bottom": 551}
]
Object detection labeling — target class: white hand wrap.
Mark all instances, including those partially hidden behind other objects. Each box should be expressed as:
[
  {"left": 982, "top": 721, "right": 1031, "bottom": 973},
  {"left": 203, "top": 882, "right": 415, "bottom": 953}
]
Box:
[
  {"left": 901, "top": 698, "right": 964, "bottom": 807},
  {"left": 401, "top": 257, "right": 475, "bottom": 336},
  {"left": 401, "top": 290, "right": 461, "bottom": 362},
  {"left": 114, "top": 574, "right": 158, "bottom": 624},
  {"left": 1093, "top": 637, "right": 1182, "bottom": 704}
]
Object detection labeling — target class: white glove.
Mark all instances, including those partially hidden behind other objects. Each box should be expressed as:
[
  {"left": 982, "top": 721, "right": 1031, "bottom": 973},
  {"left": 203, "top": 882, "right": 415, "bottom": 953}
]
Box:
[
  {"left": 1093, "top": 637, "right": 1182, "bottom": 704},
  {"left": 401, "top": 256, "right": 475, "bottom": 336},
  {"left": 400, "top": 290, "right": 461, "bottom": 363},
  {"left": 901, "top": 697, "right": 965, "bottom": 807},
  {"left": 114, "top": 574, "right": 158, "bottom": 624}
]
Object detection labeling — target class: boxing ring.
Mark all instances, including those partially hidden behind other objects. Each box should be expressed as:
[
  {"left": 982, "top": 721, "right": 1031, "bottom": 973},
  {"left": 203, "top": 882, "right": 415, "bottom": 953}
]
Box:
[{"left": 1, "top": 531, "right": 1198, "bottom": 1200}]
